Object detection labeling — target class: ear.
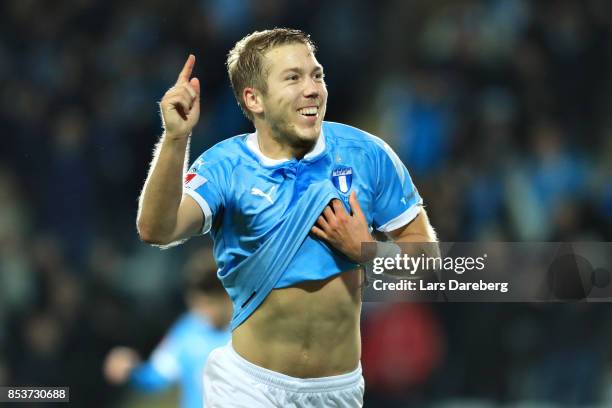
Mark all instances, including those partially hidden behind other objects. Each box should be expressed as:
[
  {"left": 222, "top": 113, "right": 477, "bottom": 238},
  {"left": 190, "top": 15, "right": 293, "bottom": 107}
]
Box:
[{"left": 243, "top": 87, "right": 264, "bottom": 115}]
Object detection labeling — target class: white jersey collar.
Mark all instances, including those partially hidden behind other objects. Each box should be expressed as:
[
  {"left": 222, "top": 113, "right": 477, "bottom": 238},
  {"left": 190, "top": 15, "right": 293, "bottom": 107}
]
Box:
[{"left": 246, "top": 128, "right": 326, "bottom": 166}]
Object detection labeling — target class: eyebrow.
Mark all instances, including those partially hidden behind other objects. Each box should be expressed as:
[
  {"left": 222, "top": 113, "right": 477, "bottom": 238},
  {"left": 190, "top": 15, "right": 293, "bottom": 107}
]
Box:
[{"left": 279, "top": 66, "right": 324, "bottom": 75}]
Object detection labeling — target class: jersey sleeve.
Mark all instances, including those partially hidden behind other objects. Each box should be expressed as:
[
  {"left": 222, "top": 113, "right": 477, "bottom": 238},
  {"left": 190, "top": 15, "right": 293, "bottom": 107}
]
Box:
[
  {"left": 129, "top": 330, "right": 182, "bottom": 392},
  {"left": 129, "top": 361, "right": 174, "bottom": 392},
  {"left": 371, "top": 139, "right": 423, "bottom": 232},
  {"left": 183, "top": 147, "right": 231, "bottom": 234}
]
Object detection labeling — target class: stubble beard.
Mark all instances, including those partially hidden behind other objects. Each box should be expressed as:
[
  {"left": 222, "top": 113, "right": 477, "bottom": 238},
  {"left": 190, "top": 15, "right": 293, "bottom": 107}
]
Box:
[{"left": 269, "top": 111, "right": 320, "bottom": 153}]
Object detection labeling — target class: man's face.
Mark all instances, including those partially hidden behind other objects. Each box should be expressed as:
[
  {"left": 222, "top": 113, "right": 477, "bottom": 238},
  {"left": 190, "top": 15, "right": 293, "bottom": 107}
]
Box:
[{"left": 259, "top": 43, "right": 328, "bottom": 148}]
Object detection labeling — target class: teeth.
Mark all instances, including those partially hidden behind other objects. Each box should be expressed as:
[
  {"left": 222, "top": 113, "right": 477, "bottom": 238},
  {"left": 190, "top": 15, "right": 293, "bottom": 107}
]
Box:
[{"left": 298, "top": 107, "right": 318, "bottom": 115}]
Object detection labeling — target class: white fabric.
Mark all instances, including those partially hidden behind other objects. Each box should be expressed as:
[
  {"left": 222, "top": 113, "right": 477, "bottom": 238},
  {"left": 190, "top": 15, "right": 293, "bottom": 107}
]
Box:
[
  {"left": 203, "top": 343, "right": 364, "bottom": 407},
  {"left": 245, "top": 129, "right": 326, "bottom": 166},
  {"left": 184, "top": 188, "right": 213, "bottom": 234},
  {"left": 377, "top": 204, "right": 422, "bottom": 232}
]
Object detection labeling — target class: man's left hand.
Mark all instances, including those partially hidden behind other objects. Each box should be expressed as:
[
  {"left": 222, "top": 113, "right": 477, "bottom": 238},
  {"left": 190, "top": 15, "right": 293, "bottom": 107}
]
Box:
[{"left": 311, "top": 191, "right": 373, "bottom": 263}]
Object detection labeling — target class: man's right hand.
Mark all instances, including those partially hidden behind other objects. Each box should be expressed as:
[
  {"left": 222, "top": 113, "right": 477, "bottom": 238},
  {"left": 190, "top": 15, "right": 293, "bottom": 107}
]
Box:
[{"left": 160, "top": 54, "right": 201, "bottom": 140}]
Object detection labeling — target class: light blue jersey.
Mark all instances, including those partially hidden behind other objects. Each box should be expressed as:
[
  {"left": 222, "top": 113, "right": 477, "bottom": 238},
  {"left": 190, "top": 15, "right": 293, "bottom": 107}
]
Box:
[
  {"left": 184, "top": 121, "right": 423, "bottom": 329},
  {"left": 129, "top": 313, "right": 230, "bottom": 408}
]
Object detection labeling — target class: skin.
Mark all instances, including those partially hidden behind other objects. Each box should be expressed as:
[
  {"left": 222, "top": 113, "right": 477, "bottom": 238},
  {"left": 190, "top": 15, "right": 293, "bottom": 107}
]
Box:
[
  {"left": 137, "top": 45, "right": 437, "bottom": 378},
  {"left": 243, "top": 43, "right": 328, "bottom": 160}
]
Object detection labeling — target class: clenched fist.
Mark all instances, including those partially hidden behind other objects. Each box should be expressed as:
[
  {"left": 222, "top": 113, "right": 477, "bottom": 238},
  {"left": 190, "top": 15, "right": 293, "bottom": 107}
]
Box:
[{"left": 160, "top": 54, "right": 201, "bottom": 140}]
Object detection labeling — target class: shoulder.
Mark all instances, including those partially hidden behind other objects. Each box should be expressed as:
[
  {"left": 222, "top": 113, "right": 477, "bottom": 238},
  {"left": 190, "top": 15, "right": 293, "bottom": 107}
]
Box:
[
  {"left": 192, "top": 134, "right": 249, "bottom": 170},
  {"left": 323, "top": 121, "right": 391, "bottom": 155},
  {"left": 199, "top": 134, "right": 247, "bottom": 161},
  {"left": 323, "top": 122, "right": 409, "bottom": 181}
]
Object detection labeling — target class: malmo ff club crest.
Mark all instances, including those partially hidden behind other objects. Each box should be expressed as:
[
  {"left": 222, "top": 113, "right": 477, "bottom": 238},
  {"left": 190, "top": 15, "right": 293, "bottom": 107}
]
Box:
[{"left": 332, "top": 166, "right": 353, "bottom": 194}]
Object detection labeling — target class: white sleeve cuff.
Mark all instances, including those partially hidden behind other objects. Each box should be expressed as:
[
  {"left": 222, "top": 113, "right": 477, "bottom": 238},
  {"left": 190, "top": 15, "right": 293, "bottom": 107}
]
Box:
[
  {"left": 377, "top": 204, "right": 422, "bottom": 232},
  {"left": 184, "top": 189, "right": 213, "bottom": 234}
]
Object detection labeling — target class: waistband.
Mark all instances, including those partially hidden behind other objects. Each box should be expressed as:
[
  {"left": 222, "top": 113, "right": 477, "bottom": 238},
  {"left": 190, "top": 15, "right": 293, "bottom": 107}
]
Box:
[{"left": 226, "top": 343, "right": 362, "bottom": 393}]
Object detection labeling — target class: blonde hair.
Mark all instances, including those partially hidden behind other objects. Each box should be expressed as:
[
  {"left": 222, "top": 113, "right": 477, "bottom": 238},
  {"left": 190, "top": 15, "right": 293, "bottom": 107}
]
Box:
[{"left": 226, "top": 28, "right": 316, "bottom": 120}]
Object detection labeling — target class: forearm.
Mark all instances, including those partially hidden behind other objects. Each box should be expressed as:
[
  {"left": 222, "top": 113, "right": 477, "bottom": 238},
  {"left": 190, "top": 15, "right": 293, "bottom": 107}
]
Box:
[
  {"left": 395, "top": 232, "right": 440, "bottom": 258},
  {"left": 137, "top": 134, "right": 190, "bottom": 244}
]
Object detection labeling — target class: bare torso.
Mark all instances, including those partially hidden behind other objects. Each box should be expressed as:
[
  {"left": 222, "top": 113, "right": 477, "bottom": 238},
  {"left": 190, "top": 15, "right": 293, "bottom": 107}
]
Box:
[{"left": 232, "top": 268, "right": 363, "bottom": 378}]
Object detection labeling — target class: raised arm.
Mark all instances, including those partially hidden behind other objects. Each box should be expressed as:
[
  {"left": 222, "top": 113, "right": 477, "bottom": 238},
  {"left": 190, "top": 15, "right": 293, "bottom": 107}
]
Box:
[{"left": 137, "top": 55, "right": 203, "bottom": 245}]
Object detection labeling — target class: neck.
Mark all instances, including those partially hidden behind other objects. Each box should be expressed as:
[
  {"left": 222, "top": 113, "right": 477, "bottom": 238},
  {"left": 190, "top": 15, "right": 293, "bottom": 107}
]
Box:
[{"left": 255, "top": 122, "right": 317, "bottom": 161}]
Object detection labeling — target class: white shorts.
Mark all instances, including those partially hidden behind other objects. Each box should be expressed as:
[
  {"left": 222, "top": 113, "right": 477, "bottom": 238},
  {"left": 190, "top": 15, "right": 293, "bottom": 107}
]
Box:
[{"left": 203, "top": 343, "right": 364, "bottom": 408}]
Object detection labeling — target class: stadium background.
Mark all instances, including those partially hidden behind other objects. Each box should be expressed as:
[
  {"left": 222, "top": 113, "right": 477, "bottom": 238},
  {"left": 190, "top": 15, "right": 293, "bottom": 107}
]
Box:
[{"left": 1, "top": 0, "right": 612, "bottom": 406}]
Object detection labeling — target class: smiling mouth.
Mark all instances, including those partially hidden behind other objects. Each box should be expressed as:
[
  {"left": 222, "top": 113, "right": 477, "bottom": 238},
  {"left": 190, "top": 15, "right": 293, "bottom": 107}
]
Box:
[{"left": 297, "top": 106, "right": 318, "bottom": 117}]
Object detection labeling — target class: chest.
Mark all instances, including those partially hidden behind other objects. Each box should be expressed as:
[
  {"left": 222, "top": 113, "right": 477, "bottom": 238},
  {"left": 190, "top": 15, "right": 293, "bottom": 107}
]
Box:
[{"left": 229, "top": 152, "right": 376, "bottom": 238}]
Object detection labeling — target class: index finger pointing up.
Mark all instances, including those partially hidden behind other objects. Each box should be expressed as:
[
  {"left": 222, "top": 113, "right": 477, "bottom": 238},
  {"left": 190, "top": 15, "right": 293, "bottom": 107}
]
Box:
[{"left": 176, "top": 54, "right": 195, "bottom": 84}]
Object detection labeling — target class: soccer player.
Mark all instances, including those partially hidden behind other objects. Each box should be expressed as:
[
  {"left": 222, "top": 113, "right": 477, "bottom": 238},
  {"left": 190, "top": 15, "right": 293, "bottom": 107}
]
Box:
[
  {"left": 103, "top": 248, "right": 231, "bottom": 408},
  {"left": 137, "top": 28, "right": 437, "bottom": 407}
]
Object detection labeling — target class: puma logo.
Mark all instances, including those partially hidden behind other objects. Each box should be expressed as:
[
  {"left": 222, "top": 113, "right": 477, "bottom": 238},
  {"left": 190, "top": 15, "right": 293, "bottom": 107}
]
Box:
[{"left": 250, "top": 186, "right": 276, "bottom": 204}]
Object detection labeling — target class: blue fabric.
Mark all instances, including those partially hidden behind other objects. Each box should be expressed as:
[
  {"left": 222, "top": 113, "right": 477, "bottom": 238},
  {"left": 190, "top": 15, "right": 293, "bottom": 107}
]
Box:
[
  {"left": 186, "top": 121, "right": 422, "bottom": 330},
  {"left": 129, "top": 313, "right": 230, "bottom": 408},
  {"left": 223, "top": 177, "right": 340, "bottom": 329}
]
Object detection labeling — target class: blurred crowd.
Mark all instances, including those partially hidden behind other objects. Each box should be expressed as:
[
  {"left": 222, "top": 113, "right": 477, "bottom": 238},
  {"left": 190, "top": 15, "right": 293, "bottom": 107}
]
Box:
[{"left": 1, "top": 0, "right": 612, "bottom": 406}]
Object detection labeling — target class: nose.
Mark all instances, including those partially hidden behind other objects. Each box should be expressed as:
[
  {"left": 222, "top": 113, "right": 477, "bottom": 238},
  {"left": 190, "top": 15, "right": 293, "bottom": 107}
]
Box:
[{"left": 303, "top": 77, "right": 320, "bottom": 99}]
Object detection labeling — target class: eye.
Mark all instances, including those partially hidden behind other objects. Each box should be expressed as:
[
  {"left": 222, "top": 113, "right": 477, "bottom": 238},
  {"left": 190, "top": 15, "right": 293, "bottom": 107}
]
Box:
[{"left": 286, "top": 74, "right": 299, "bottom": 81}]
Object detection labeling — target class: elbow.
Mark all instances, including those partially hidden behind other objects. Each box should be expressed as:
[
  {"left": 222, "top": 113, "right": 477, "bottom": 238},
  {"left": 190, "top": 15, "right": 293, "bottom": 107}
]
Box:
[{"left": 137, "top": 221, "right": 171, "bottom": 246}]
